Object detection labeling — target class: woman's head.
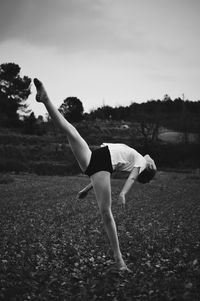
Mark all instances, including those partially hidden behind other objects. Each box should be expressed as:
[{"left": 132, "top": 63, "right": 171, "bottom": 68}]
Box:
[{"left": 137, "top": 155, "right": 157, "bottom": 184}]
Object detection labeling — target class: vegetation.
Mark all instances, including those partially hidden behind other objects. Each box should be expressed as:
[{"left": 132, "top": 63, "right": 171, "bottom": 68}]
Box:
[
  {"left": 59, "top": 97, "right": 84, "bottom": 123},
  {"left": 0, "top": 123, "right": 199, "bottom": 176},
  {"left": 0, "top": 63, "right": 31, "bottom": 127},
  {"left": 1, "top": 62, "right": 200, "bottom": 140},
  {"left": 0, "top": 62, "right": 199, "bottom": 300},
  {"left": 0, "top": 172, "right": 199, "bottom": 300}
]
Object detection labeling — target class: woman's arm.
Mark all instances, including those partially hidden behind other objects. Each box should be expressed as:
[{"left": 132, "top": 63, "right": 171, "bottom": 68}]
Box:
[
  {"left": 118, "top": 167, "right": 140, "bottom": 207},
  {"left": 77, "top": 182, "right": 93, "bottom": 199}
]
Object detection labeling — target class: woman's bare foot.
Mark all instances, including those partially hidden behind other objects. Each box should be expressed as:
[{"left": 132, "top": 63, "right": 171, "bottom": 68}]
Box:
[
  {"left": 115, "top": 260, "right": 132, "bottom": 272},
  {"left": 33, "top": 78, "right": 49, "bottom": 103},
  {"left": 118, "top": 265, "right": 132, "bottom": 273},
  {"left": 107, "top": 261, "right": 132, "bottom": 274}
]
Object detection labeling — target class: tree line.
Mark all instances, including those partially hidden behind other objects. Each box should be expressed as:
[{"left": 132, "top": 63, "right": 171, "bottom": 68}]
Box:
[{"left": 1, "top": 62, "right": 200, "bottom": 137}]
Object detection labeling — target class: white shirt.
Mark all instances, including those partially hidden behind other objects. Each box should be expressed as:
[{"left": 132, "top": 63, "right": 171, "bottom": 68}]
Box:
[{"left": 101, "top": 143, "right": 147, "bottom": 174}]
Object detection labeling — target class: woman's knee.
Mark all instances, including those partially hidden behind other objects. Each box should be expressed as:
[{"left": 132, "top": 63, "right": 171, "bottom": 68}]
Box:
[{"left": 100, "top": 206, "right": 112, "bottom": 224}]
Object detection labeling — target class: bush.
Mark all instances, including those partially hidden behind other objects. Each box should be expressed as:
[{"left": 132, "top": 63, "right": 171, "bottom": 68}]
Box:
[
  {"left": 29, "top": 161, "right": 80, "bottom": 176},
  {"left": 0, "top": 142, "right": 73, "bottom": 162},
  {"left": 0, "top": 173, "right": 14, "bottom": 184},
  {"left": 136, "top": 143, "right": 200, "bottom": 169},
  {"left": 0, "top": 159, "right": 28, "bottom": 173},
  {"left": 1, "top": 129, "right": 199, "bottom": 174},
  {"left": 0, "top": 145, "right": 28, "bottom": 161},
  {"left": 0, "top": 133, "right": 51, "bottom": 146}
]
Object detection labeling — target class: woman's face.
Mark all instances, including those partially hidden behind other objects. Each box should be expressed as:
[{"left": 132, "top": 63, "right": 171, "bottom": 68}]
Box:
[
  {"left": 144, "top": 155, "right": 156, "bottom": 171},
  {"left": 146, "top": 162, "right": 154, "bottom": 171}
]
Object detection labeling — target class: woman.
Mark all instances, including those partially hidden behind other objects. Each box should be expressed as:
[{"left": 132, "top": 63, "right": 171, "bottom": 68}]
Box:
[
  {"left": 33, "top": 78, "right": 156, "bottom": 272},
  {"left": 77, "top": 143, "right": 156, "bottom": 207}
]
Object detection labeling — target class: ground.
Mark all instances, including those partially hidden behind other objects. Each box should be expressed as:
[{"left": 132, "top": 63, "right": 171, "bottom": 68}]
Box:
[{"left": 0, "top": 171, "right": 200, "bottom": 300}]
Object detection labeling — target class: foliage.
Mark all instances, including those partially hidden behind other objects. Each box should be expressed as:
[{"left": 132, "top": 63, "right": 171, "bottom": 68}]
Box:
[
  {"left": 0, "top": 127, "right": 200, "bottom": 175},
  {"left": 0, "top": 131, "right": 51, "bottom": 145},
  {"left": 0, "top": 158, "right": 28, "bottom": 174},
  {"left": 88, "top": 98, "right": 200, "bottom": 135},
  {"left": 0, "top": 173, "right": 14, "bottom": 184},
  {"left": 0, "top": 60, "right": 200, "bottom": 138},
  {"left": 30, "top": 160, "right": 80, "bottom": 176},
  {"left": 23, "top": 112, "right": 39, "bottom": 135},
  {"left": 0, "top": 172, "right": 199, "bottom": 300},
  {"left": 0, "top": 63, "right": 31, "bottom": 126},
  {"left": 59, "top": 97, "right": 84, "bottom": 123},
  {"left": 136, "top": 143, "right": 200, "bottom": 169},
  {"left": 0, "top": 134, "right": 79, "bottom": 174}
]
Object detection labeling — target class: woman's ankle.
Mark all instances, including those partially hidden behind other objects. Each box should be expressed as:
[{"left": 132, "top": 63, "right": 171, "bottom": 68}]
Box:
[{"left": 114, "top": 253, "right": 125, "bottom": 265}]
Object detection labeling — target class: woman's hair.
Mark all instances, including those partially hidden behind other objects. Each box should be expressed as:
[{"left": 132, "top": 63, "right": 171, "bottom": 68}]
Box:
[{"left": 137, "top": 167, "right": 156, "bottom": 184}]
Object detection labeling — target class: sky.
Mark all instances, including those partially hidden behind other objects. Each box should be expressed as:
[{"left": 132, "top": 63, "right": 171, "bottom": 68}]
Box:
[{"left": 0, "top": 0, "right": 200, "bottom": 117}]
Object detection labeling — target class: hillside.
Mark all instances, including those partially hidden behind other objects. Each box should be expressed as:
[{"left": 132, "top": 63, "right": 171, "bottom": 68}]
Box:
[{"left": 0, "top": 123, "right": 200, "bottom": 175}]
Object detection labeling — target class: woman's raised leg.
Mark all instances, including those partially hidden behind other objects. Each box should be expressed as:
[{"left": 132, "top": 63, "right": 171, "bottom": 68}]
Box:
[{"left": 34, "top": 78, "right": 91, "bottom": 172}]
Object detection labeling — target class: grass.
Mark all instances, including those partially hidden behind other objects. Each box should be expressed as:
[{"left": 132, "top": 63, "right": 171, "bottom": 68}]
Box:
[
  {"left": 0, "top": 174, "right": 14, "bottom": 184},
  {"left": 0, "top": 172, "right": 200, "bottom": 300},
  {"left": 158, "top": 131, "right": 198, "bottom": 144}
]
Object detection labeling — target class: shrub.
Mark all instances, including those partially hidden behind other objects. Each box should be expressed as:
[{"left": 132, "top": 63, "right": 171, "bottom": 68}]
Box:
[
  {"left": 0, "top": 133, "right": 51, "bottom": 146},
  {"left": 0, "top": 173, "right": 15, "bottom": 184},
  {"left": 29, "top": 161, "right": 80, "bottom": 176},
  {"left": 0, "top": 159, "right": 28, "bottom": 173},
  {"left": 136, "top": 143, "right": 200, "bottom": 169},
  {"left": 0, "top": 145, "right": 27, "bottom": 161}
]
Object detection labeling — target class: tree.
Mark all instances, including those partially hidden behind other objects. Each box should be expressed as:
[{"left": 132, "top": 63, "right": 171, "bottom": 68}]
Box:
[
  {"left": 137, "top": 118, "right": 160, "bottom": 148},
  {"left": 134, "top": 101, "right": 161, "bottom": 149},
  {"left": 89, "top": 105, "right": 113, "bottom": 120},
  {"left": 23, "top": 112, "right": 37, "bottom": 134},
  {"left": 180, "top": 95, "right": 189, "bottom": 144},
  {"left": 0, "top": 62, "right": 31, "bottom": 126},
  {"left": 59, "top": 97, "right": 84, "bottom": 122},
  {"left": 162, "top": 94, "right": 172, "bottom": 102}
]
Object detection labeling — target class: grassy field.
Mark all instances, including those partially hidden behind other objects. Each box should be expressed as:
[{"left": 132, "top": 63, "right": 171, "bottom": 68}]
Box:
[
  {"left": 158, "top": 131, "right": 198, "bottom": 144},
  {"left": 0, "top": 172, "right": 200, "bottom": 301}
]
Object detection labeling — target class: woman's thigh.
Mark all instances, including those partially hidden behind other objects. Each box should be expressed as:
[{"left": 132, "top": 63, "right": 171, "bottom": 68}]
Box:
[
  {"left": 67, "top": 124, "right": 92, "bottom": 172},
  {"left": 90, "top": 171, "right": 112, "bottom": 211}
]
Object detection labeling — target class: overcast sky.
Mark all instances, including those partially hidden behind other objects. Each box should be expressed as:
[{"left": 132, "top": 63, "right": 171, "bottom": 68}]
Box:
[{"left": 0, "top": 0, "right": 200, "bottom": 116}]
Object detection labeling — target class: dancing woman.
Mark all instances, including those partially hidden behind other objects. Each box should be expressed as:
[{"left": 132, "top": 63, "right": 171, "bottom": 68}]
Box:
[{"left": 34, "top": 78, "right": 156, "bottom": 271}]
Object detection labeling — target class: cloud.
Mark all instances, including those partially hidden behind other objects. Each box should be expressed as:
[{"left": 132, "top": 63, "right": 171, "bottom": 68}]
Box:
[
  {"left": 0, "top": 0, "right": 151, "bottom": 54},
  {"left": 1, "top": 0, "right": 200, "bottom": 62}
]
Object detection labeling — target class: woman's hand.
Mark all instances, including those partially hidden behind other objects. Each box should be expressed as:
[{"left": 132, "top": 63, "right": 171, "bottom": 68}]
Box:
[
  {"left": 76, "top": 189, "right": 88, "bottom": 200},
  {"left": 118, "top": 192, "right": 126, "bottom": 209}
]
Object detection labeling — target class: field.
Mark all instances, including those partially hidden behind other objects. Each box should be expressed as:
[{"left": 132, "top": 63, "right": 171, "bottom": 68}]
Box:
[
  {"left": 0, "top": 172, "right": 200, "bottom": 301},
  {"left": 158, "top": 130, "right": 198, "bottom": 144}
]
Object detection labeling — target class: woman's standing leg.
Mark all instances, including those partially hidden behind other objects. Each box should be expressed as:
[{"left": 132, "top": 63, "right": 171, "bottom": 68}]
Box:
[
  {"left": 34, "top": 78, "right": 91, "bottom": 172},
  {"left": 90, "top": 171, "right": 127, "bottom": 270}
]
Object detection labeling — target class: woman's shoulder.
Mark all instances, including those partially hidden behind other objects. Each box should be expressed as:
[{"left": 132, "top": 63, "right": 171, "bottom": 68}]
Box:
[
  {"left": 102, "top": 143, "right": 140, "bottom": 154},
  {"left": 102, "top": 142, "right": 127, "bottom": 148}
]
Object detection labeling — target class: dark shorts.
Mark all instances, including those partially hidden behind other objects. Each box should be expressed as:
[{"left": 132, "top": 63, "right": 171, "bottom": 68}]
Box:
[{"left": 84, "top": 146, "right": 113, "bottom": 177}]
